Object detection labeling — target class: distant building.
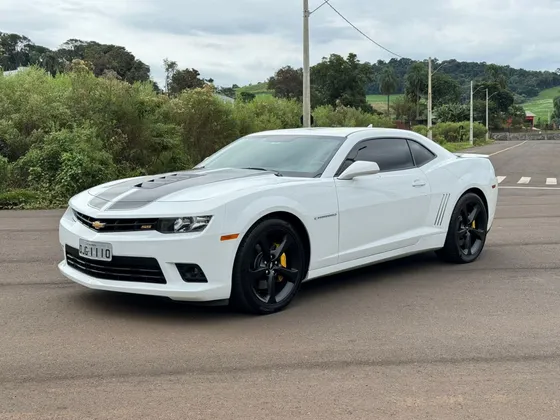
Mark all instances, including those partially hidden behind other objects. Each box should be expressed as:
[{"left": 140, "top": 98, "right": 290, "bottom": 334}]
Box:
[
  {"left": 214, "top": 93, "right": 235, "bottom": 104},
  {"left": 1, "top": 66, "right": 29, "bottom": 76},
  {"left": 524, "top": 111, "right": 536, "bottom": 128},
  {"left": 506, "top": 110, "right": 536, "bottom": 128}
]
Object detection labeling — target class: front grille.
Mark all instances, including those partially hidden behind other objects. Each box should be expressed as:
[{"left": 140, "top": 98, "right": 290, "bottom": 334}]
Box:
[
  {"left": 65, "top": 245, "right": 166, "bottom": 284},
  {"left": 73, "top": 209, "right": 158, "bottom": 233}
]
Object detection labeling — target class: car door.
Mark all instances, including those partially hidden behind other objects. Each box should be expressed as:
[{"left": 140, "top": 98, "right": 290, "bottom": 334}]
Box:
[{"left": 334, "top": 137, "right": 432, "bottom": 264}]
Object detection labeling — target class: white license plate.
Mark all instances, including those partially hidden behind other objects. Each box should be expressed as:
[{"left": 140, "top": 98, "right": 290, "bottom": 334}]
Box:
[{"left": 78, "top": 239, "right": 113, "bottom": 261}]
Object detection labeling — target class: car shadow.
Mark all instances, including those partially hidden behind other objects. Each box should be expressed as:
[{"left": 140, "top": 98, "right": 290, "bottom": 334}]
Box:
[{"left": 71, "top": 249, "right": 459, "bottom": 323}]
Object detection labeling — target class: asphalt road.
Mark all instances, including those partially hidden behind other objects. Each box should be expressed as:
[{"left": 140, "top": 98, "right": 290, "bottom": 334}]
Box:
[{"left": 2, "top": 140, "right": 560, "bottom": 419}]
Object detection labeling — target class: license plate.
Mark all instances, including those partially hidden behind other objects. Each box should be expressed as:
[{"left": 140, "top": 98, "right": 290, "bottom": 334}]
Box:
[{"left": 78, "top": 239, "right": 113, "bottom": 261}]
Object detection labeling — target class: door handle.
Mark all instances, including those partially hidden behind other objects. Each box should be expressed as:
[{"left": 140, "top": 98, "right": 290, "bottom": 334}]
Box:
[{"left": 412, "top": 179, "right": 426, "bottom": 187}]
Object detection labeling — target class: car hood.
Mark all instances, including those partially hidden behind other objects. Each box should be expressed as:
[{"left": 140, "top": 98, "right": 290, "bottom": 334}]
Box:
[{"left": 86, "top": 168, "right": 302, "bottom": 211}]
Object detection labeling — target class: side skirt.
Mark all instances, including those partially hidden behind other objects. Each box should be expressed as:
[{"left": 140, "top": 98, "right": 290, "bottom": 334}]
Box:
[{"left": 305, "top": 232, "right": 446, "bottom": 282}]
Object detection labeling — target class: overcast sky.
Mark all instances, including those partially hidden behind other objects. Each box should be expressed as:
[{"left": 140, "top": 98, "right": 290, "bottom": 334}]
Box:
[{"left": 1, "top": 0, "right": 559, "bottom": 87}]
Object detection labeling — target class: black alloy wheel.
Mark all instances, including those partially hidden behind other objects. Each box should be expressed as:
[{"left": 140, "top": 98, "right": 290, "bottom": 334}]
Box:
[
  {"left": 230, "top": 218, "right": 307, "bottom": 314},
  {"left": 436, "top": 192, "right": 488, "bottom": 264}
]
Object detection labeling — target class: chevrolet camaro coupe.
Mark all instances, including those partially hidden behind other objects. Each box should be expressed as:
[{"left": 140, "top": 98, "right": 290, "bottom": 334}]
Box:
[{"left": 58, "top": 127, "right": 498, "bottom": 315}]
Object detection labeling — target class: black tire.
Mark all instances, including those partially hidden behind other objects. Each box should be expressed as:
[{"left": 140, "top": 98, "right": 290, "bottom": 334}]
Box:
[
  {"left": 436, "top": 192, "right": 488, "bottom": 264},
  {"left": 230, "top": 218, "right": 307, "bottom": 315}
]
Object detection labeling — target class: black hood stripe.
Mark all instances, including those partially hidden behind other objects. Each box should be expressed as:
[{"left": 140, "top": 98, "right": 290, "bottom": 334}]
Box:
[{"left": 88, "top": 168, "right": 272, "bottom": 211}]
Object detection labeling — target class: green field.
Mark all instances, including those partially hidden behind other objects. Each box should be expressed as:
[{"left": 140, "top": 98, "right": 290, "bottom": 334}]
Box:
[
  {"left": 236, "top": 82, "right": 558, "bottom": 121},
  {"left": 522, "top": 87, "right": 560, "bottom": 121}
]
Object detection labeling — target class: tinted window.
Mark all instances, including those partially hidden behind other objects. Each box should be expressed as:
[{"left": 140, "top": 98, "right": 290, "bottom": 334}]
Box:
[
  {"left": 408, "top": 140, "right": 436, "bottom": 166},
  {"left": 198, "top": 134, "right": 345, "bottom": 178},
  {"left": 353, "top": 138, "right": 414, "bottom": 172}
]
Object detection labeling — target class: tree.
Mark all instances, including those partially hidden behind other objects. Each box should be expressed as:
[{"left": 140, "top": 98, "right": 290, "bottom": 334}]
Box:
[
  {"left": 168, "top": 68, "right": 208, "bottom": 95},
  {"left": 434, "top": 103, "right": 470, "bottom": 123},
  {"left": 485, "top": 64, "right": 508, "bottom": 90},
  {"left": 391, "top": 96, "right": 417, "bottom": 124},
  {"left": 0, "top": 32, "right": 32, "bottom": 70},
  {"left": 267, "top": 66, "right": 303, "bottom": 100},
  {"left": 311, "top": 53, "right": 374, "bottom": 112},
  {"left": 432, "top": 73, "right": 461, "bottom": 106},
  {"left": 217, "top": 86, "right": 237, "bottom": 98},
  {"left": 239, "top": 91, "right": 256, "bottom": 102},
  {"left": 404, "top": 62, "right": 428, "bottom": 120},
  {"left": 378, "top": 66, "right": 398, "bottom": 115},
  {"left": 552, "top": 96, "right": 560, "bottom": 120},
  {"left": 508, "top": 104, "right": 526, "bottom": 128},
  {"left": 163, "top": 58, "right": 178, "bottom": 93},
  {"left": 56, "top": 39, "right": 151, "bottom": 83}
]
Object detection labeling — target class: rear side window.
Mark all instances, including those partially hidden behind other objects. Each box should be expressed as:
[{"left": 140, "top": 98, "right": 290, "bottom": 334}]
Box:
[
  {"left": 354, "top": 138, "right": 415, "bottom": 172},
  {"left": 407, "top": 140, "right": 436, "bottom": 166}
]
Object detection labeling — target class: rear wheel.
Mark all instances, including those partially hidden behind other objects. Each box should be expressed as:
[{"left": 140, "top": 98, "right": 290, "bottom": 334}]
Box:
[
  {"left": 436, "top": 192, "right": 488, "bottom": 264},
  {"left": 230, "top": 218, "right": 307, "bottom": 315}
]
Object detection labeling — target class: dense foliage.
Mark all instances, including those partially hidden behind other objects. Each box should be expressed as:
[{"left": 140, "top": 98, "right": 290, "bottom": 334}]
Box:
[
  {"left": 0, "top": 67, "right": 400, "bottom": 208},
  {"left": 368, "top": 58, "right": 560, "bottom": 101},
  {"left": 0, "top": 32, "right": 501, "bottom": 209}
]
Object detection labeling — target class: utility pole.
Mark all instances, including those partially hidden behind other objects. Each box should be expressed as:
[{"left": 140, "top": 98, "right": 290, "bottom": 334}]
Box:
[
  {"left": 427, "top": 57, "right": 432, "bottom": 139},
  {"left": 302, "top": 0, "right": 311, "bottom": 127},
  {"left": 469, "top": 80, "right": 474, "bottom": 145}
]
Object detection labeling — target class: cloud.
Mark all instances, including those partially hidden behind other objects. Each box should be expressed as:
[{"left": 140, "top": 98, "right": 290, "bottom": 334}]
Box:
[{"left": 1, "top": 0, "right": 559, "bottom": 87}]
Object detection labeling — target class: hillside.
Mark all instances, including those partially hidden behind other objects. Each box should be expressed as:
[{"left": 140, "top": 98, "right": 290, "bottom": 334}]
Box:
[
  {"left": 521, "top": 87, "right": 560, "bottom": 122},
  {"left": 238, "top": 58, "right": 560, "bottom": 113}
]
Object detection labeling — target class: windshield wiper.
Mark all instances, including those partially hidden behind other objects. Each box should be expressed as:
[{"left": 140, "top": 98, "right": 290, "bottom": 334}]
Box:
[{"left": 242, "top": 167, "right": 283, "bottom": 177}]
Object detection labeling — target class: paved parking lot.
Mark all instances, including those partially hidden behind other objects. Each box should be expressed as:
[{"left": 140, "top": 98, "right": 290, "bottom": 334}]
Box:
[{"left": 2, "top": 140, "right": 560, "bottom": 419}]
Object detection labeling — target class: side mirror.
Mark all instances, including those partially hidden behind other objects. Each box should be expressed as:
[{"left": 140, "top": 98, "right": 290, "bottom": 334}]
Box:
[{"left": 338, "top": 160, "right": 380, "bottom": 180}]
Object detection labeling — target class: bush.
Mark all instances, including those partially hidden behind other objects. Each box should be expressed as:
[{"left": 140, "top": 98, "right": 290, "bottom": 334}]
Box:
[
  {"left": 313, "top": 104, "right": 395, "bottom": 128},
  {"left": 13, "top": 126, "right": 118, "bottom": 205},
  {"left": 432, "top": 121, "right": 487, "bottom": 144},
  {"left": 412, "top": 125, "right": 428, "bottom": 136},
  {"left": 0, "top": 156, "right": 9, "bottom": 191},
  {"left": 0, "top": 66, "right": 439, "bottom": 209},
  {"left": 0, "top": 189, "right": 40, "bottom": 209}
]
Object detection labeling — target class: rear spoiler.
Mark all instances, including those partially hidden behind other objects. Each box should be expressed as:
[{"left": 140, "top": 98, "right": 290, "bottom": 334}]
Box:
[{"left": 454, "top": 153, "right": 489, "bottom": 158}]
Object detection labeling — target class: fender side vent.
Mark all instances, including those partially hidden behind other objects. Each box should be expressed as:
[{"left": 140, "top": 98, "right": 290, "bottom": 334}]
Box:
[{"left": 434, "top": 193, "right": 451, "bottom": 226}]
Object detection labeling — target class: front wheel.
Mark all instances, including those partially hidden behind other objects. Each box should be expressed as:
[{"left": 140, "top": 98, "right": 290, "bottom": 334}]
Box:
[
  {"left": 230, "top": 218, "right": 307, "bottom": 315},
  {"left": 436, "top": 192, "right": 488, "bottom": 264}
]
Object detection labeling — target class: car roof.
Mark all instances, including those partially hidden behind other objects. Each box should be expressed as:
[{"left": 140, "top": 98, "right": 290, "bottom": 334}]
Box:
[{"left": 246, "top": 127, "right": 412, "bottom": 138}]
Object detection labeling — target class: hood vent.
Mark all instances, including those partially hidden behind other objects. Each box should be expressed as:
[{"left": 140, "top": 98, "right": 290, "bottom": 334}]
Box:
[{"left": 135, "top": 171, "right": 203, "bottom": 189}]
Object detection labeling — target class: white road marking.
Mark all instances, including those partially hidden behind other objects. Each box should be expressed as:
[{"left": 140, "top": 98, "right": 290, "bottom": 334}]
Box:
[
  {"left": 546, "top": 178, "right": 557, "bottom": 185},
  {"left": 489, "top": 140, "right": 528, "bottom": 156},
  {"left": 517, "top": 177, "right": 531, "bottom": 184},
  {"left": 499, "top": 186, "right": 560, "bottom": 190},
  {"left": 497, "top": 176, "right": 506, "bottom": 183}
]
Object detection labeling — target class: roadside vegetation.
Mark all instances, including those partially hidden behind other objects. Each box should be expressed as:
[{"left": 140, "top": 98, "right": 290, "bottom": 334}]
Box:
[{"left": 4, "top": 31, "right": 560, "bottom": 210}]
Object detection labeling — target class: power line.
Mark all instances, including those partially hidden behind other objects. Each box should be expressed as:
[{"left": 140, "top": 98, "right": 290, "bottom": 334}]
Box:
[
  {"left": 309, "top": 0, "right": 330, "bottom": 15},
  {"left": 324, "top": 2, "right": 406, "bottom": 59}
]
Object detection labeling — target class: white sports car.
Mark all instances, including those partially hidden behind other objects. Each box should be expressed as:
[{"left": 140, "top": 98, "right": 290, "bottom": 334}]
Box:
[{"left": 58, "top": 127, "right": 498, "bottom": 315}]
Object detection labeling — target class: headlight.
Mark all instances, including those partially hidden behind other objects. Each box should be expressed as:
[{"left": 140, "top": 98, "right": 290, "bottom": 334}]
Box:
[{"left": 156, "top": 216, "right": 212, "bottom": 234}]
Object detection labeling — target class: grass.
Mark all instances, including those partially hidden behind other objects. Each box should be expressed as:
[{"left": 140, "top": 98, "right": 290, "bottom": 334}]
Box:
[
  {"left": 522, "top": 87, "right": 560, "bottom": 121},
  {"left": 235, "top": 84, "right": 405, "bottom": 107},
  {"left": 443, "top": 140, "right": 492, "bottom": 153},
  {"left": 236, "top": 82, "right": 271, "bottom": 97}
]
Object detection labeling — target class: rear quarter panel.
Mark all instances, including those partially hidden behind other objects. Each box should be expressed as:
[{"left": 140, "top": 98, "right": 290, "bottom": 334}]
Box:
[{"left": 426, "top": 155, "right": 497, "bottom": 231}]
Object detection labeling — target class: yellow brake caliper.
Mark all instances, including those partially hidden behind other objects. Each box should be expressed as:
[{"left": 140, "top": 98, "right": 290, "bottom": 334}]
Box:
[{"left": 273, "top": 243, "right": 288, "bottom": 282}]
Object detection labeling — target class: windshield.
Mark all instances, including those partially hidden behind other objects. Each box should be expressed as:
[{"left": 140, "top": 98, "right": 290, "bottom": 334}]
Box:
[{"left": 197, "top": 134, "right": 346, "bottom": 177}]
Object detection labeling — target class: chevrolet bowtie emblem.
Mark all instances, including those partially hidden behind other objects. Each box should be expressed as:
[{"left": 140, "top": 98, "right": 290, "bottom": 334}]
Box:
[{"left": 92, "top": 221, "right": 106, "bottom": 230}]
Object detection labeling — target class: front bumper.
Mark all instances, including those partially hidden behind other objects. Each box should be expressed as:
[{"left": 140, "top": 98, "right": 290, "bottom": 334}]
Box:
[{"left": 58, "top": 208, "right": 238, "bottom": 302}]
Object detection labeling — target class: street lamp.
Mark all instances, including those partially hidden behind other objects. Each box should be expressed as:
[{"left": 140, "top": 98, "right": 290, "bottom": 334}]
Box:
[
  {"left": 469, "top": 81, "right": 484, "bottom": 145},
  {"left": 427, "top": 58, "right": 447, "bottom": 140},
  {"left": 486, "top": 89, "right": 498, "bottom": 142}
]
